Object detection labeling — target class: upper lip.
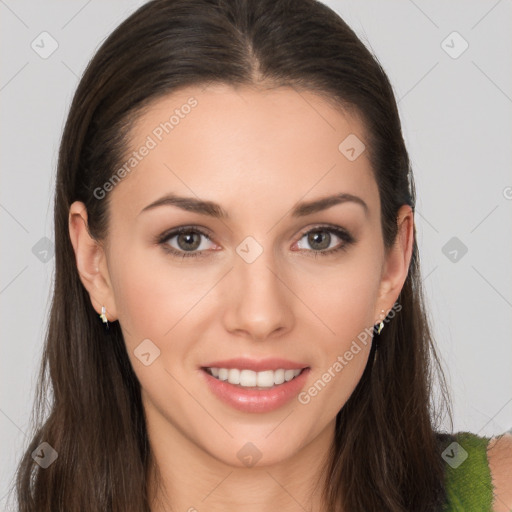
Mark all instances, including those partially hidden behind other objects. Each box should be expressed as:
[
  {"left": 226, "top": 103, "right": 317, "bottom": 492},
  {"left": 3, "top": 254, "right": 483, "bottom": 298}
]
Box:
[{"left": 202, "top": 358, "right": 309, "bottom": 372}]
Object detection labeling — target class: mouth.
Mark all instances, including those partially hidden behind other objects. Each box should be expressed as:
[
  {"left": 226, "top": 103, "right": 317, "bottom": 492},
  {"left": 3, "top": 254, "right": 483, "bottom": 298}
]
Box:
[
  {"left": 202, "top": 366, "right": 308, "bottom": 390},
  {"left": 200, "top": 364, "right": 311, "bottom": 413}
]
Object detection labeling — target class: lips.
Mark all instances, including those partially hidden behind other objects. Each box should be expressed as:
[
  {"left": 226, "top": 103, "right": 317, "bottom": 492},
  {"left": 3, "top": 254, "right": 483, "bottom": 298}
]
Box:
[
  {"left": 201, "top": 357, "right": 309, "bottom": 372},
  {"left": 199, "top": 357, "right": 311, "bottom": 413}
]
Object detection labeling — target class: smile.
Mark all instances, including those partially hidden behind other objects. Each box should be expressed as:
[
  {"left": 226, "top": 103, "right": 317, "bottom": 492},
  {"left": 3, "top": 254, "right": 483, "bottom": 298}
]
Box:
[
  {"left": 204, "top": 367, "right": 304, "bottom": 389},
  {"left": 201, "top": 366, "right": 311, "bottom": 413}
]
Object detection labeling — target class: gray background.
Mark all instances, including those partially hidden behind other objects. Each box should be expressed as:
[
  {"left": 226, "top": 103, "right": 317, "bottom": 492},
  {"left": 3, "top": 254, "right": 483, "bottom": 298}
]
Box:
[{"left": 1, "top": 0, "right": 511, "bottom": 508}]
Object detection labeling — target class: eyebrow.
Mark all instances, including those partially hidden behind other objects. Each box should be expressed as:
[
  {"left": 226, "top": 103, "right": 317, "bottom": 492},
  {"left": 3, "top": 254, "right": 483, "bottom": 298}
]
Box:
[{"left": 139, "top": 192, "right": 368, "bottom": 219}]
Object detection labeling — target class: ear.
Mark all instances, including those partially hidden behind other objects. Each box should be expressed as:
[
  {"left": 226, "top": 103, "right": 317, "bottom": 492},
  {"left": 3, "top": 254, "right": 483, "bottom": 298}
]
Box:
[
  {"left": 68, "top": 201, "right": 118, "bottom": 321},
  {"left": 375, "top": 204, "right": 414, "bottom": 320}
]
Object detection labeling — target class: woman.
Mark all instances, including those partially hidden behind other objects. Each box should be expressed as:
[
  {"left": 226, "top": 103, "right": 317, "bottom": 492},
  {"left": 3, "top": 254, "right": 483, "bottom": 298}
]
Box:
[{"left": 13, "top": 0, "right": 512, "bottom": 510}]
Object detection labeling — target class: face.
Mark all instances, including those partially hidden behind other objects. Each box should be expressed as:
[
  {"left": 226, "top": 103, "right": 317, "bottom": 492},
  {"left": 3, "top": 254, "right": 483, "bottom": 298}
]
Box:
[{"left": 70, "top": 83, "right": 412, "bottom": 470}]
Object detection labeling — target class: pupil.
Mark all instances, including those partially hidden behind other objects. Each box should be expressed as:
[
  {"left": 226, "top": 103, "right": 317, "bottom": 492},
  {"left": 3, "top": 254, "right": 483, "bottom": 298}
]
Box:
[
  {"left": 309, "top": 231, "right": 330, "bottom": 250},
  {"left": 178, "top": 232, "right": 200, "bottom": 251}
]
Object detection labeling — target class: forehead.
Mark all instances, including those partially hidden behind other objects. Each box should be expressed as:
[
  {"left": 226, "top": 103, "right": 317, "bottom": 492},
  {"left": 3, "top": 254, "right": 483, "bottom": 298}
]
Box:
[{"left": 109, "top": 83, "right": 378, "bottom": 221}]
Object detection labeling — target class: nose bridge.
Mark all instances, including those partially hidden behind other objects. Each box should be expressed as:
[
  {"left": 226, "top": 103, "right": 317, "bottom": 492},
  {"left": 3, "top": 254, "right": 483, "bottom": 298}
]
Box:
[{"left": 224, "top": 238, "right": 293, "bottom": 339}]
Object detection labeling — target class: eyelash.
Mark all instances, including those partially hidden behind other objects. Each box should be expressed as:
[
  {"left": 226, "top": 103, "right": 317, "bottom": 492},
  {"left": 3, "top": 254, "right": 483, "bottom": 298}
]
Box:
[{"left": 156, "top": 224, "right": 355, "bottom": 260}]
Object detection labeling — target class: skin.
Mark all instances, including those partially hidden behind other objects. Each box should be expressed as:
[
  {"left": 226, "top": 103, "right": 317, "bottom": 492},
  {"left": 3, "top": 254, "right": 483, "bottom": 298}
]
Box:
[
  {"left": 487, "top": 433, "right": 512, "bottom": 511},
  {"left": 69, "top": 84, "right": 415, "bottom": 511}
]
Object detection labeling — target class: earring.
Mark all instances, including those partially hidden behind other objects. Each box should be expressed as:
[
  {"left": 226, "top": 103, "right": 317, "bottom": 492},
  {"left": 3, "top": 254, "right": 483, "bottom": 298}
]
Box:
[
  {"left": 375, "top": 309, "right": 385, "bottom": 335},
  {"left": 99, "top": 305, "right": 109, "bottom": 332}
]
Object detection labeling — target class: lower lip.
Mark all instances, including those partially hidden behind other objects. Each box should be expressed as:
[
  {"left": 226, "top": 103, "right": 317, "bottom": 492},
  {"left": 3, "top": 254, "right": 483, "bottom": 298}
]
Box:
[{"left": 201, "top": 368, "right": 311, "bottom": 413}]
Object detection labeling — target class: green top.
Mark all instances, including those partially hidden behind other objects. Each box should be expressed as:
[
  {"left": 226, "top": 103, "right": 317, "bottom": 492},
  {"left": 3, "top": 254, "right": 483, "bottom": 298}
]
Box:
[{"left": 442, "top": 431, "right": 494, "bottom": 511}]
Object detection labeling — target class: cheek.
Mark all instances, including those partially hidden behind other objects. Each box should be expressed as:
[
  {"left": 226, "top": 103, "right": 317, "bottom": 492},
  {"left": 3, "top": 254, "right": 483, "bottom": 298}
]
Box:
[
  {"left": 296, "top": 265, "right": 379, "bottom": 420},
  {"left": 109, "top": 251, "right": 204, "bottom": 398},
  {"left": 108, "top": 247, "right": 182, "bottom": 343},
  {"left": 294, "top": 255, "right": 382, "bottom": 340},
  {"left": 292, "top": 248, "right": 381, "bottom": 410}
]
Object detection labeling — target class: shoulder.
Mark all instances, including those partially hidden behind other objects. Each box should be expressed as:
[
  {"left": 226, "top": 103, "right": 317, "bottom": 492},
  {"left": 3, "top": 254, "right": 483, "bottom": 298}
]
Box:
[{"left": 487, "top": 432, "right": 512, "bottom": 512}]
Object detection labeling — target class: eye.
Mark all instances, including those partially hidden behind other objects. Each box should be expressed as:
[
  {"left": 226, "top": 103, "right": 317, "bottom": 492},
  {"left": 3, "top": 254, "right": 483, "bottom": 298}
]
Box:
[
  {"left": 157, "top": 226, "right": 217, "bottom": 259},
  {"left": 294, "top": 225, "right": 355, "bottom": 257},
  {"left": 156, "top": 224, "right": 355, "bottom": 260}
]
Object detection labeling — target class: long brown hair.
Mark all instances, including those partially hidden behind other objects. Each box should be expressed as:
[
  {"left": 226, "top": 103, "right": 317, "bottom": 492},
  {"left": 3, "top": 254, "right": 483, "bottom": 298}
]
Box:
[{"left": 13, "top": 0, "right": 453, "bottom": 510}]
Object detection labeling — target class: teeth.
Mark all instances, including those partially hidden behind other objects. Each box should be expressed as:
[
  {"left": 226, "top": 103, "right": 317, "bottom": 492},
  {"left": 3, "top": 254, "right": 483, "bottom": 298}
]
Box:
[
  {"left": 240, "top": 369, "right": 257, "bottom": 386},
  {"left": 274, "top": 369, "right": 285, "bottom": 385},
  {"left": 284, "top": 369, "right": 297, "bottom": 382},
  {"left": 207, "top": 367, "right": 303, "bottom": 388},
  {"left": 228, "top": 368, "right": 240, "bottom": 385},
  {"left": 256, "top": 370, "right": 273, "bottom": 387}
]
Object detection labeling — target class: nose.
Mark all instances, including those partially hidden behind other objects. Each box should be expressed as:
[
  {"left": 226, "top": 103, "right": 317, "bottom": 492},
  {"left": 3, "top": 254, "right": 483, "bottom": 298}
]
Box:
[{"left": 222, "top": 249, "right": 295, "bottom": 341}]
